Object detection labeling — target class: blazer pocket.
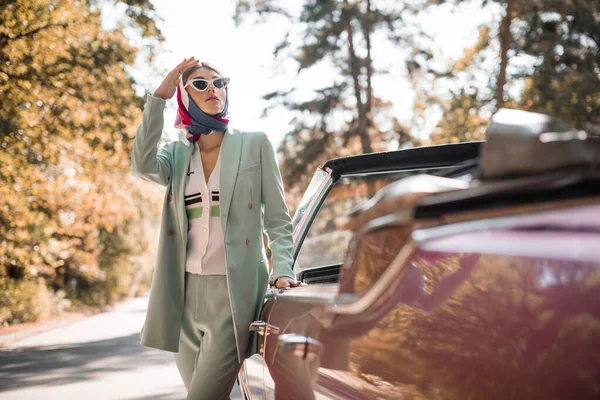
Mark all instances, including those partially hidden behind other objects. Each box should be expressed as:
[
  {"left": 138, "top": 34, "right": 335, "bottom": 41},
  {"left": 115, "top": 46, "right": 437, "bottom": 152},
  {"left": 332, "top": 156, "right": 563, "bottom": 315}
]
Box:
[{"left": 237, "top": 162, "right": 259, "bottom": 176}]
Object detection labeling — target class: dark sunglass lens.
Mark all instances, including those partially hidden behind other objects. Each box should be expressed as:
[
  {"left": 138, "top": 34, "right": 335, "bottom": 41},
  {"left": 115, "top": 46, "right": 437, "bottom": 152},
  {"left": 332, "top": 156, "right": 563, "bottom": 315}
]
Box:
[
  {"left": 192, "top": 80, "right": 208, "bottom": 91},
  {"left": 214, "top": 78, "right": 226, "bottom": 89}
]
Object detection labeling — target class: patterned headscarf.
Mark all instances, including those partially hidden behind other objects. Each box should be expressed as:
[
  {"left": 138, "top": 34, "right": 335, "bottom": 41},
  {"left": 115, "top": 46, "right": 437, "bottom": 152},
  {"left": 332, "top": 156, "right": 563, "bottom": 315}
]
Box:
[{"left": 174, "top": 64, "right": 230, "bottom": 142}]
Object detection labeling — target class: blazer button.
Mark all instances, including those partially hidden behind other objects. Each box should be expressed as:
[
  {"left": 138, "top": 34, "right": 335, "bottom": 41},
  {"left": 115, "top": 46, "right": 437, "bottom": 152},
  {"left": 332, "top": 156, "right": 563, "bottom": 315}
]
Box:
[
  {"left": 167, "top": 194, "right": 173, "bottom": 203},
  {"left": 248, "top": 202, "right": 253, "bottom": 209},
  {"left": 167, "top": 228, "right": 174, "bottom": 236},
  {"left": 246, "top": 238, "right": 250, "bottom": 246}
]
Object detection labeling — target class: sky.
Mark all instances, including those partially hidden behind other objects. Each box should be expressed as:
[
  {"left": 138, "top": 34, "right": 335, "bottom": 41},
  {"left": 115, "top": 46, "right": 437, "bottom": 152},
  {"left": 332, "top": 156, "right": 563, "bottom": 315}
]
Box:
[{"left": 104, "top": 0, "right": 497, "bottom": 148}]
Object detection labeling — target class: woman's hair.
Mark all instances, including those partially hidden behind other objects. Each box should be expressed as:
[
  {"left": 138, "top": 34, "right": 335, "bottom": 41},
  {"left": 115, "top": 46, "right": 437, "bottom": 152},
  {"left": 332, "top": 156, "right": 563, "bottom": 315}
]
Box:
[{"left": 182, "top": 62, "right": 223, "bottom": 84}]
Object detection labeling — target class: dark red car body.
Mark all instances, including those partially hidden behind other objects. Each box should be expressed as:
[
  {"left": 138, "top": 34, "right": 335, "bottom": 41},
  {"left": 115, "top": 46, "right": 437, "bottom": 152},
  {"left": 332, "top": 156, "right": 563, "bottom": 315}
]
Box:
[{"left": 239, "top": 110, "right": 600, "bottom": 400}]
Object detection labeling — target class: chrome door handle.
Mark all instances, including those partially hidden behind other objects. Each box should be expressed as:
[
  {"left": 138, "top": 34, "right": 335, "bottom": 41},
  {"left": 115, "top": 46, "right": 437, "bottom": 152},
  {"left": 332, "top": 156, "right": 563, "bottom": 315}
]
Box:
[
  {"left": 278, "top": 334, "right": 322, "bottom": 359},
  {"left": 249, "top": 321, "right": 280, "bottom": 336}
]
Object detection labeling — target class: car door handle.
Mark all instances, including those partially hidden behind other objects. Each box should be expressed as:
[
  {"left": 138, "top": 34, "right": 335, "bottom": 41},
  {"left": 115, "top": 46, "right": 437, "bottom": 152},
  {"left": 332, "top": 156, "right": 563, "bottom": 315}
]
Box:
[
  {"left": 278, "top": 334, "right": 322, "bottom": 359},
  {"left": 249, "top": 320, "right": 280, "bottom": 336}
]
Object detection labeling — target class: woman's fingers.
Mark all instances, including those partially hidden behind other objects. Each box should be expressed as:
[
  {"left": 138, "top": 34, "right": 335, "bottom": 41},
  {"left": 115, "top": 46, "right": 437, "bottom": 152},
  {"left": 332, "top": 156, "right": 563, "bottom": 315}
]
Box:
[
  {"left": 176, "top": 57, "right": 190, "bottom": 71},
  {"left": 169, "top": 58, "right": 189, "bottom": 78},
  {"left": 275, "top": 276, "right": 301, "bottom": 289},
  {"left": 176, "top": 57, "right": 198, "bottom": 75},
  {"left": 153, "top": 58, "right": 199, "bottom": 99},
  {"left": 169, "top": 58, "right": 199, "bottom": 86}
]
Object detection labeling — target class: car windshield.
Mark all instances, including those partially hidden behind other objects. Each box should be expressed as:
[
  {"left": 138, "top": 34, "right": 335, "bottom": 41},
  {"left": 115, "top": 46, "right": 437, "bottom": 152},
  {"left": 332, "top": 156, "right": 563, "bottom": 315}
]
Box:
[
  {"left": 294, "top": 166, "right": 453, "bottom": 272},
  {"left": 291, "top": 167, "right": 331, "bottom": 235}
]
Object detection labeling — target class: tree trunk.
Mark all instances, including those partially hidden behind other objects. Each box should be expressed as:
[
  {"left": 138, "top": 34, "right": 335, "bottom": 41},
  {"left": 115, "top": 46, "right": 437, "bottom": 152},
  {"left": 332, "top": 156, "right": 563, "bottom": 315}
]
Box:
[
  {"left": 363, "top": 0, "right": 374, "bottom": 115},
  {"left": 496, "top": 0, "right": 514, "bottom": 109},
  {"left": 344, "top": 0, "right": 372, "bottom": 154}
]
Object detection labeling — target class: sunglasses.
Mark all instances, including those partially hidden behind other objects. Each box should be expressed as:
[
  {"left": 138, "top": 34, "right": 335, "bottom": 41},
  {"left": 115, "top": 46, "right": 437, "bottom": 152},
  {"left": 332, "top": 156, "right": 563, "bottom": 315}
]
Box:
[{"left": 184, "top": 77, "right": 231, "bottom": 92}]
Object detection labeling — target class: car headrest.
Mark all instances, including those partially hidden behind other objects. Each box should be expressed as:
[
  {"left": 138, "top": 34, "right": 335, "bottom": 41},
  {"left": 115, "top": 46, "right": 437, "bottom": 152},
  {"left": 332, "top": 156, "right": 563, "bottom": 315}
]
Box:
[{"left": 481, "top": 108, "right": 600, "bottom": 180}]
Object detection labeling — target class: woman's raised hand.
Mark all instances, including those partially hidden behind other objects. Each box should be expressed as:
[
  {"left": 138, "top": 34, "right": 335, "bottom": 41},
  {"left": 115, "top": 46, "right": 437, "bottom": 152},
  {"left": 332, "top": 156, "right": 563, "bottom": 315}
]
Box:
[{"left": 153, "top": 57, "right": 199, "bottom": 100}]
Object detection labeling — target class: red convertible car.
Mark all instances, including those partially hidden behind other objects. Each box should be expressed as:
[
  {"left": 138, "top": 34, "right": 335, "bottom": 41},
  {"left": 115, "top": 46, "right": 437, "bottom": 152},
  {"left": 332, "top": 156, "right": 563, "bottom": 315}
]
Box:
[{"left": 238, "top": 109, "right": 600, "bottom": 400}]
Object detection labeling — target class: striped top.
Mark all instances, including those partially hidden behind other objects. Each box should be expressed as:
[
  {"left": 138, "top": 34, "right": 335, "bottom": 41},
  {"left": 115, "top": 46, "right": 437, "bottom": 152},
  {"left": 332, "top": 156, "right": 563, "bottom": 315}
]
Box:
[{"left": 184, "top": 142, "right": 226, "bottom": 275}]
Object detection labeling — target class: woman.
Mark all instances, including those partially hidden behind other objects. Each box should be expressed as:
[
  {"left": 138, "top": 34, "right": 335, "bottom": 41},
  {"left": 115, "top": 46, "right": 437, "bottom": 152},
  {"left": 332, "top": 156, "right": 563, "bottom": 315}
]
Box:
[{"left": 131, "top": 57, "right": 300, "bottom": 399}]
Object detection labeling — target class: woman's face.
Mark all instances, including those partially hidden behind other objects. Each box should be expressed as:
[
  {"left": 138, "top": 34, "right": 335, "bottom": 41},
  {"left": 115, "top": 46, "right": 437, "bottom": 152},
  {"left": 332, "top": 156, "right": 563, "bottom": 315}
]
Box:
[{"left": 185, "top": 67, "right": 227, "bottom": 115}]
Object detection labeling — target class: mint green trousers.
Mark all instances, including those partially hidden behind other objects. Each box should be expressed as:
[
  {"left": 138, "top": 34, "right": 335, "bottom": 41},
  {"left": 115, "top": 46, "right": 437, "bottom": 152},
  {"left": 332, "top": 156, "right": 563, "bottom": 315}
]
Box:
[{"left": 174, "top": 273, "right": 241, "bottom": 400}]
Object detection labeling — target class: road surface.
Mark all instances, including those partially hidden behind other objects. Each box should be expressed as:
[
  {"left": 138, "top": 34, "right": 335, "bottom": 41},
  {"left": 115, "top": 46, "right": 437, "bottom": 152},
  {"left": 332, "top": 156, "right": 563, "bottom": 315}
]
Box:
[{"left": 0, "top": 296, "right": 243, "bottom": 400}]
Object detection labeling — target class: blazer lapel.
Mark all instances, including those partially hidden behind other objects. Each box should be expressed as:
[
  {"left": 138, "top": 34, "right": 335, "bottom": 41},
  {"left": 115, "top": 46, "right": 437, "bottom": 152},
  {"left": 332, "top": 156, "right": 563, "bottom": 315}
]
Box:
[{"left": 220, "top": 129, "right": 242, "bottom": 234}]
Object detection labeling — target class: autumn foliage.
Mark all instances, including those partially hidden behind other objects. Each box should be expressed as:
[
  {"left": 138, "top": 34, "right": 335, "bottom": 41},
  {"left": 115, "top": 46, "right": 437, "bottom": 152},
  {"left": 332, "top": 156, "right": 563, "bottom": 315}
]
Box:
[{"left": 0, "top": 0, "right": 164, "bottom": 324}]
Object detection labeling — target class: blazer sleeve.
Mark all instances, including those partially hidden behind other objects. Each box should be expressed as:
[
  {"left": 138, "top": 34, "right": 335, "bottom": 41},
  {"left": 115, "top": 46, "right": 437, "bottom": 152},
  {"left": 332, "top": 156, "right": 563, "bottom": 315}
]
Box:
[
  {"left": 260, "top": 133, "right": 295, "bottom": 281},
  {"left": 130, "top": 94, "right": 172, "bottom": 186}
]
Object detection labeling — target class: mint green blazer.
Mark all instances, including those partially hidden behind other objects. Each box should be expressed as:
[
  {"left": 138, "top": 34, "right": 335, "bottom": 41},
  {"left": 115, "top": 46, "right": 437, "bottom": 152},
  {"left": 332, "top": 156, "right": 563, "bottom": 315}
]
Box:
[{"left": 131, "top": 95, "right": 295, "bottom": 362}]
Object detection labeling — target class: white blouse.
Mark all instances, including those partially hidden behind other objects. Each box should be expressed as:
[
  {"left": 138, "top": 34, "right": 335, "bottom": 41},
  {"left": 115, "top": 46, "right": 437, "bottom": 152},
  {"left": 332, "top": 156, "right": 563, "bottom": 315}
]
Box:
[{"left": 184, "top": 142, "right": 227, "bottom": 275}]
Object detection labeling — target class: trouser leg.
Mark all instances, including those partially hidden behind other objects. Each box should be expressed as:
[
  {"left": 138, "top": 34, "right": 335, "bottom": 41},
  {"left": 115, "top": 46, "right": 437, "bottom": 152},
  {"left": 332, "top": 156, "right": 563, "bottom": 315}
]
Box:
[
  {"left": 174, "top": 273, "right": 241, "bottom": 400},
  {"left": 174, "top": 273, "right": 203, "bottom": 391}
]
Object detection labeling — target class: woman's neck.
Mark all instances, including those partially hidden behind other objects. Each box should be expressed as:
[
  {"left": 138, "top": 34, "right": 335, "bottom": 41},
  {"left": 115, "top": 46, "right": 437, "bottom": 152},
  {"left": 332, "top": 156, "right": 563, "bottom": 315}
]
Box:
[{"left": 198, "top": 130, "right": 225, "bottom": 151}]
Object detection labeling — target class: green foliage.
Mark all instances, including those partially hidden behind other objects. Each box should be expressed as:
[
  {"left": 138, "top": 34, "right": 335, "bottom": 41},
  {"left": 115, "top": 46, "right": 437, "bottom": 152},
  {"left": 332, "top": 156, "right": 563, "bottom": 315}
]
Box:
[
  {"left": 236, "top": 0, "right": 425, "bottom": 202},
  {"left": 0, "top": 276, "right": 55, "bottom": 325},
  {"left": 423, "top": 0, "right": 599, "bottom": 142},
  {"left": 515, "top": 1, "right": 600, "bottom": 130},
  {"left": 431, "top": 89, "right": 491, "bottom": 144},
  {"left": 0, "top": 0, "right": 163, "bottom": 324},
  {"left": 237, "top": 0, "right": 598, "bottom": 190}
]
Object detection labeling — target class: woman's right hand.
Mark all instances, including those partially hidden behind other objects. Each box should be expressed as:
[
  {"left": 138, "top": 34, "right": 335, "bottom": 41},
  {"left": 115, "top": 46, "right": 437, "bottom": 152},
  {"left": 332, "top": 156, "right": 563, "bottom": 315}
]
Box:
[{"left": 153, "top": 57, "right": 199, "bottom": 100}]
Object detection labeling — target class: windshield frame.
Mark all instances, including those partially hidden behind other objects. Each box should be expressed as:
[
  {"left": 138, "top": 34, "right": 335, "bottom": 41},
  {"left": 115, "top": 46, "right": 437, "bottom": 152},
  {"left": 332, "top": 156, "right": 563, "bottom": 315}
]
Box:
[
  {"left": 289, "top": 142, "right": 482, "bottom": 274},
  {"left": 291, "top": 167, "right": 334, "bottom": 261},
  {"left": 291, "top": 165, "right": 479, "bottom": 273}
]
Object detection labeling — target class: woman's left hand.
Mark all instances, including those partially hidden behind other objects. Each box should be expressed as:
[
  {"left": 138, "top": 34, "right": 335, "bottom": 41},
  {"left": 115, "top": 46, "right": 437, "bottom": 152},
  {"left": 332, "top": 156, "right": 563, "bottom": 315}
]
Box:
[{"left": 275, "top": 276, "right": 302, "bottom": 289}]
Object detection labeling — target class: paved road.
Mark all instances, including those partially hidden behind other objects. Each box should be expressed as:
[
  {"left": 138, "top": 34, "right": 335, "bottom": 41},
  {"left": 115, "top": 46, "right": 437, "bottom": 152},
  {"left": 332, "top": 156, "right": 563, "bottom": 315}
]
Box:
[{"left": 0, "top": 296, "right": 243, "bottom": 400}]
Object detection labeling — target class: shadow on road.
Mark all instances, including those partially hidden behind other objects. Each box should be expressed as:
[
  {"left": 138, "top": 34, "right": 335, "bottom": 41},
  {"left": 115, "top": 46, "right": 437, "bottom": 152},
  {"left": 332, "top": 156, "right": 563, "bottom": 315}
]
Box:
[
  {"left": 0, "top": 333, "right": 173, "bottom": 392},
  {"left": 124, "top": 391, "right": 183, "bottom": 400}
]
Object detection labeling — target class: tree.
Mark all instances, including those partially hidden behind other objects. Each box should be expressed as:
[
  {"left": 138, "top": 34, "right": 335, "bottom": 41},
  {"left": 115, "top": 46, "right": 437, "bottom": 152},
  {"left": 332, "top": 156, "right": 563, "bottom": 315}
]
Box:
[
  {"left": 496, "top": 0, "right": 515, "bottom": 108},
  {"left": 426, "top": 0, "right": 599, "bottom": 143},
  {"left": 428, "top": 25, "right": 496, "bottom": 144},
  {"left": 235, "top": 0, "right": 426, "bottom": 207},
  {"left": 515, "top": 0, "right": 600, "bottom": 131},
  {"left": 0, "top": 0, "right": 164, "bottom": 323}
]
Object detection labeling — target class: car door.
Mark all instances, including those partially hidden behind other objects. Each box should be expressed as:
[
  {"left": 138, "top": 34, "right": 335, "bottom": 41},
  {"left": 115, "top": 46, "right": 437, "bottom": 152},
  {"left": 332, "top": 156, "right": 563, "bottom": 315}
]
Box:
[
  {"left": 238, "top": 167, "right": 335, "bottom": 400},
  {"left": 242, "top": 143, "right": 481, "bottom": 399},
  {"left": 314, "top": 199, "right": 600, "bottom": 399},
  {"left": 254, "top": 166, "right": 470, "bottom": 399},
  {"left": 255, "top": 182, "right": 600, "bottom": 399}
]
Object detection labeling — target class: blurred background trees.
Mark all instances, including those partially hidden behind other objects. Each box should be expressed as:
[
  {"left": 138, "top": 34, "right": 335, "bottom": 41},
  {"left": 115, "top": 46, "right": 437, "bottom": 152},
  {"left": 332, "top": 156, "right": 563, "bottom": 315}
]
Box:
[
  {"left": 235, "top": 0, "right": 599, "bottom": 210},
  {"left": 430, "top": 0, "right": 600, "bottom": 144},
  {"left": 1, "top": 0, "right": 598, "bottom": 326},
  {"left": 236, "top": 0, "right": 427, "bottom": 205},
  {"left": 0, "top": 0, "right": 164, "bottom": 325}
]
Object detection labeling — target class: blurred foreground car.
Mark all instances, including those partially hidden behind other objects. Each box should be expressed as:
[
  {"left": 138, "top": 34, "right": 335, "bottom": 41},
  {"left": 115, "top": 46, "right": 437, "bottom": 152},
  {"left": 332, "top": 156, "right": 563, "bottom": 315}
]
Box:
[{"left": 239, "top": 109, "right": 600, "bottom": 400}]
